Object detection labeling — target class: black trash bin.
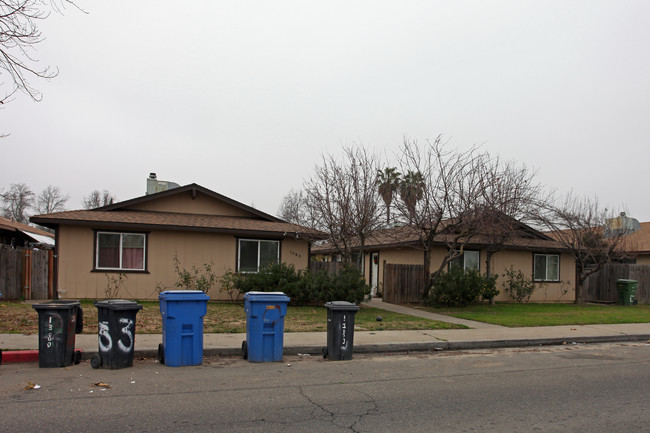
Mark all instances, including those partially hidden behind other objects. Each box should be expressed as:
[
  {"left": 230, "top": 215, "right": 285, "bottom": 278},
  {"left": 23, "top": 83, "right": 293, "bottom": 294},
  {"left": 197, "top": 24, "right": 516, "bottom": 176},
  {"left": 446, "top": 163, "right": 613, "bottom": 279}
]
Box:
[
  {"left": 32, "top": 300, "right": 83, "bottom": 368},
  {"left": 323, "top": 301, "right": 360, "bottom": 361},
  {"left": 91, "top": 300, "right": 143, "bottom": 369}
]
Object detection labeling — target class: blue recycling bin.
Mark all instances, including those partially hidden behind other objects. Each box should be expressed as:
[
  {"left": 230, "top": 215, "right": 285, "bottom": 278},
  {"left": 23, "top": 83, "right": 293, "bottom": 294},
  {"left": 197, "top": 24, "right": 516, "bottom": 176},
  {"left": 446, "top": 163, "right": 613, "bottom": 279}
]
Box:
[
  {"left": 158, "top": 290, "right": 210, "bottom": 367},
  {"left": 242, "top": 291, "right": 290, "bottom": 362}
]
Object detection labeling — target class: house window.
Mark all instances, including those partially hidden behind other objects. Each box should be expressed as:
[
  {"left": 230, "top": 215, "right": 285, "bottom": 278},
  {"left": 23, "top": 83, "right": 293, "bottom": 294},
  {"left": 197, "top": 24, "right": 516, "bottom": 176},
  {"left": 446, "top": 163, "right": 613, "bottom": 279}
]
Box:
[
  {"left": 533, "top": 254, "right": 559, "bottom": 281},
  {"left": 450, "top": 250, "right": 480, "bottom": 271},
  {"left": 238, "top": 239, "right": 279, "bottom": 273},
  {"left": 96, "top": 232, "right": 146, "bottom": 271}
]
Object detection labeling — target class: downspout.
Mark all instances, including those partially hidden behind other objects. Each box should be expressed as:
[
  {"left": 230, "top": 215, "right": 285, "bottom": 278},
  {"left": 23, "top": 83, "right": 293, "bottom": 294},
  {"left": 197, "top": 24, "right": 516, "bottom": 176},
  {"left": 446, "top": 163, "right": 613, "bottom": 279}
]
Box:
[{"left": 53, "top": 226, "right": 60, "bottom": 299}]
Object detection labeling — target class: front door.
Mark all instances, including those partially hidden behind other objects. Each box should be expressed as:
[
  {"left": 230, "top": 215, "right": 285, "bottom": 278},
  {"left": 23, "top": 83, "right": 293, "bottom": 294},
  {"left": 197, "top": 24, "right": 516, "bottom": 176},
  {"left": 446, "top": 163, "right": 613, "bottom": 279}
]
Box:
[{"left": 370, "top": 252, "right": 379, "bottom": 296}]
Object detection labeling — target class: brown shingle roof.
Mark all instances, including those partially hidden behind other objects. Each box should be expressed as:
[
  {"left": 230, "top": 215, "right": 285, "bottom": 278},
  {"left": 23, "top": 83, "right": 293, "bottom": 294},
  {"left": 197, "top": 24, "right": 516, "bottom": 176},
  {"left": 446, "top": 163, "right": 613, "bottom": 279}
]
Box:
[
  {"left": 0, "top": 216, "right": 54, "bottom": 238},
  {"left": 30, "top": 183, "right": 325, "bottom": 239},
  {"left": 31, "top": 210, "right": 324, "bottom": 238},
  {"left": 312, "top": 223, "right": 566, "bottom": 253},
  {"left": 621, "top": 221, "right": 650, "bottom": 254}
]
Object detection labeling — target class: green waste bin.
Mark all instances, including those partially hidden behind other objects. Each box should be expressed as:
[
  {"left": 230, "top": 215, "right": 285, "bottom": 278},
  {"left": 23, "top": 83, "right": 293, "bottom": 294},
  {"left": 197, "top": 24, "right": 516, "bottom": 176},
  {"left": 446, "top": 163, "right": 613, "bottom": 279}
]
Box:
[{"left": 616, "top": 279, "right": 638, "bottom": 305}]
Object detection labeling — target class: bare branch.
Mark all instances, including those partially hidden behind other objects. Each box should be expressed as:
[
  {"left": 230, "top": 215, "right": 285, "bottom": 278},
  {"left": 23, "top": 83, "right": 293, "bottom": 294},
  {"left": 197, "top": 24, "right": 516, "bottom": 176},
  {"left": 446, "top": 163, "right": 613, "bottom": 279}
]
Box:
[{"left": 534, "top": 192, "right": 629, "bottom": 303}]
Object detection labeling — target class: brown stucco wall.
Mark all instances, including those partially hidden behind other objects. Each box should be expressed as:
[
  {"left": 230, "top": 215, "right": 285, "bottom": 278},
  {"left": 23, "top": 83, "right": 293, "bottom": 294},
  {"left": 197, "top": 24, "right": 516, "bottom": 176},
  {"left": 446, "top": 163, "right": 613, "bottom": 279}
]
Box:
[
  {"left": 490, "top": 249, "right": 575, "bottom": 302},
  {"left": 367, "top": 245, "right": 576, "bottom": 303},
  {"left": 635, "top": 254, "right": 650, "bottom": 266},
  {"left": 55, "top": 225, "right": 311, "bottom": 301},
  {"left": 124, "top": 191, "right": 254, "bottom": 217}
]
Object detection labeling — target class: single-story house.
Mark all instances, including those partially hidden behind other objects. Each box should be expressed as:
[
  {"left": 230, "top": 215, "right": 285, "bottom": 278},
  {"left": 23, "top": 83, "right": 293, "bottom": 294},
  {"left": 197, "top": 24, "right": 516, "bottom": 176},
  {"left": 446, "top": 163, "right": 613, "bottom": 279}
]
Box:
[
  {"left": 619, "top": 221, "right": 650, "bottom": 265},
  {"left": 31, "top": 184, "right": 322, "bottom": 300},
  {"left": 312, "top": 221, "right": 576, "bottom": 303},
  {"left": 0, "top": 216, "right": 55, "bottom": 248}
]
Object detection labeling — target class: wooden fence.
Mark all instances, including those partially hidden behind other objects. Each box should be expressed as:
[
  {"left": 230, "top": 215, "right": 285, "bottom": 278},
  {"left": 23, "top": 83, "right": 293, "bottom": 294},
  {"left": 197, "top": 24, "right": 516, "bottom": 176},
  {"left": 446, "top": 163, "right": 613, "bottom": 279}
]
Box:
[
  {"left": 383, "top": 263, "right": 424, "bottom": 304},
  {"left": 309, "top": 261, "right": 344, "bottom": 276},
  {"left": 583, "top": 263, "right": 649, "bottom": 304},
  {"left": 0, "top": 247, "right": 53, "bottom": 300}
]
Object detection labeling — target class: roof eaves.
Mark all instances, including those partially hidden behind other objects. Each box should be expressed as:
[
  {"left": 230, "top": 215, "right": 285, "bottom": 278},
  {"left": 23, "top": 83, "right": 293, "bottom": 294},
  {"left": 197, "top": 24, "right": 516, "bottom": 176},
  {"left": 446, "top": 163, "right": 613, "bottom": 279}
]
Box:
[
  {"left": 29, "top": 215, "right": 321, "bottom": 239},
  {"left": 94, "top": 183, "right": 284, "bottom": 223}
]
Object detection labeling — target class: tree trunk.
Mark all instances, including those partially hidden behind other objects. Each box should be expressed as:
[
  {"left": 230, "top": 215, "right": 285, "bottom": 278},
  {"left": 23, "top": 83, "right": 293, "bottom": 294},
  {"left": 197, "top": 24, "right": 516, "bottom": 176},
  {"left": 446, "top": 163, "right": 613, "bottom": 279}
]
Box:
[
  {"left": 485, "top": 251, "right": 496, "bottom": 305},
  {"left": 421, "top": 248, "right": 433, "bottom": 299},
  {"left": 574, "top": 264, "right": 584, "bottom": 304},
  {"left": 485, "top": 251, "right": 493, "bottom": 278}
]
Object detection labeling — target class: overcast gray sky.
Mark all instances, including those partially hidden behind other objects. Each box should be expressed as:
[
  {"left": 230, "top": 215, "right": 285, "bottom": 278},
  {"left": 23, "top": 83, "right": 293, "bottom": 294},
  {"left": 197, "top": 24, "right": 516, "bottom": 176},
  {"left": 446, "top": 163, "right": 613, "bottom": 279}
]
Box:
[{"left": 2, "top": 1, "right": 649, "bottom": 221}]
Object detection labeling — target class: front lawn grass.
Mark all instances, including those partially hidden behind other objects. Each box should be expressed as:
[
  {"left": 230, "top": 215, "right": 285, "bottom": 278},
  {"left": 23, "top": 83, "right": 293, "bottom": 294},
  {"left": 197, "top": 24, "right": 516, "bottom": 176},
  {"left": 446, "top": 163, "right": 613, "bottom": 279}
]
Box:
[
  {"left": 425, "top": 303, "right": 650, "bottom": 327},
  {"left": 0, "top": 300, "right": 463, "bottom": 334}
]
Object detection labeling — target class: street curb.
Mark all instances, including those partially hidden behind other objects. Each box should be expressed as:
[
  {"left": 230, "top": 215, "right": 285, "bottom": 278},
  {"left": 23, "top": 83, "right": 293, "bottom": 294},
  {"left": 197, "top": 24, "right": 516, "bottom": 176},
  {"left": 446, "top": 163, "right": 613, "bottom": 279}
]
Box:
[
  {"left": 135, "top": 334, "right": 650, "bottom": 360},
  {"left": 350, "top": 334, "right": 650, "bottom": 353},
  {"left": 0, "top": 349, "right": 39, "bottom": 364},
  {"left": 7, "top": 335, "right": 650, "bottom": 364}
]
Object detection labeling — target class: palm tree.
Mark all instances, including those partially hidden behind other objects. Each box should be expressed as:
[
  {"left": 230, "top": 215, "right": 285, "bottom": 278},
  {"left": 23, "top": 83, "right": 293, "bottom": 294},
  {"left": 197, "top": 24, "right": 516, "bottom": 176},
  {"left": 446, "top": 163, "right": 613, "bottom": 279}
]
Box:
[
  {"left": 376, "top": 167, "right": 401, "bottom": 225},
  {"left": 399, "top": 171, "right": 425, "bottom": 222}
]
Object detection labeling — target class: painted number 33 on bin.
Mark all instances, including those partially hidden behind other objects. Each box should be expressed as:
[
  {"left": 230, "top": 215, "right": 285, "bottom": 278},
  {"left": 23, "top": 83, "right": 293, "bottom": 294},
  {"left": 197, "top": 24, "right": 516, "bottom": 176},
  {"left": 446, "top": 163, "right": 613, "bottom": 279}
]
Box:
[{"left": 98, "top": 319, "right": 134, "bottom": 353}]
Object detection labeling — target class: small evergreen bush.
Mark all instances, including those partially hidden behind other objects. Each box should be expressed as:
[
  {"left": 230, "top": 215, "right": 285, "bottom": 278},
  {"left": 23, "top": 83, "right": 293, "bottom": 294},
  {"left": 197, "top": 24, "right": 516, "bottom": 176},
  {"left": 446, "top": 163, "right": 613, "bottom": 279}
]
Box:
[
  {"left": 219, "top": 262, "right": 370, "bottom": 305},
  {"left": 426, "top": 266, "right": 498, "bottom": 307},
  {"left": 503, "top": 266, "right": 542, "bottom": 303}
]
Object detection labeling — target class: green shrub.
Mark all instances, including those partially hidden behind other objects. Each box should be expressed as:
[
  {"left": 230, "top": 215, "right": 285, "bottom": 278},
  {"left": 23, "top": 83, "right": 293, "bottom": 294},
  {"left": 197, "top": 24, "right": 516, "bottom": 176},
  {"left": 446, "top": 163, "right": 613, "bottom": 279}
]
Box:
[
  {"left": 503, "top": 266, "right": 542, "bottom": 303},
  {"left": 481, "top": 274, "right": 500, "bottom": 302},
  {"left": 219, "top": 263, "right": 370, "bottom": 305},
  {"left": 173, "top": 255, "right": 219, "bottom": 294},
  {"left": 426, "top": 266, "right": 498, "bottom": 307}
]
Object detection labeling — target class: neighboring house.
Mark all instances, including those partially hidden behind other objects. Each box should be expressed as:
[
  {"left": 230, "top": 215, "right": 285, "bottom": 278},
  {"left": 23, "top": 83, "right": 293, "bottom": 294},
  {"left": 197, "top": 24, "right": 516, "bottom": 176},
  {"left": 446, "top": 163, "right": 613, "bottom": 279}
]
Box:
[
  {"left": 0, "top": 216, "right": 55, "bottom": 248},
  {"left": 312, "top": 222, "right": 576, "bottom": 303},
  {"left": 31, "top": 184, "right": 322, "bottom": 300},
  {"left": 619, "top": 221, "right": 650, "bottom": 265}
]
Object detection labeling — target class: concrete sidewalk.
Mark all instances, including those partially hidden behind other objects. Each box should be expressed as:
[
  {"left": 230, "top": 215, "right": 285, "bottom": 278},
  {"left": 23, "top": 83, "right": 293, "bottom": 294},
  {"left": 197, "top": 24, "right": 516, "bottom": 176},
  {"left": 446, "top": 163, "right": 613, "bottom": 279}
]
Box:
[{"left": 2, "top": 298, "right": 649, "bottom": 360}]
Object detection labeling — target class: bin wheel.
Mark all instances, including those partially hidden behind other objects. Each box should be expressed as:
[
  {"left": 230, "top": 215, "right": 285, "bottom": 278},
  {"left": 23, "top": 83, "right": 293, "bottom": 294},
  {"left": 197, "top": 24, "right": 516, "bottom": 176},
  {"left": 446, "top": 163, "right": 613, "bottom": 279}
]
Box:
[
  {"left": 74, "top": 350, "right": 82, "bottom": 365},
  {"left": 90, "top": 354, "right": 102, "bottom": 369},
  {"left": 158, "top": 343, "right": 164, "bottom": 364},
  {"left": 242, "top": 341, "right": 248, "bottom": 360},
  {"left": 322, "top": 347, "right": 328, "bottom": 359}
]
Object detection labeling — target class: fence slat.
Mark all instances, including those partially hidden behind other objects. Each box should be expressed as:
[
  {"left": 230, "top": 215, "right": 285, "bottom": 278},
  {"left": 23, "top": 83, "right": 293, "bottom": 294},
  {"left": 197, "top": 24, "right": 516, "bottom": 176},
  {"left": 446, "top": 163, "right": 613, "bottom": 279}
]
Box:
[
  {"left": 383, "top": 264, "right": 423, "bottom": 304},
  {"left": 0, "top": 247, "right": 52, "bottom": 300},
  {"left": 31, "top": 250, "right": 50, "bottom": 299},
  {"left": 583, "top": 263, "right": 649, "bottom": 304},
  {"left": 309, "top": 261, "right": 344, "bottom": 276},
  {"left": 0, "top": 247, "right": 22, "bottom": 299}
]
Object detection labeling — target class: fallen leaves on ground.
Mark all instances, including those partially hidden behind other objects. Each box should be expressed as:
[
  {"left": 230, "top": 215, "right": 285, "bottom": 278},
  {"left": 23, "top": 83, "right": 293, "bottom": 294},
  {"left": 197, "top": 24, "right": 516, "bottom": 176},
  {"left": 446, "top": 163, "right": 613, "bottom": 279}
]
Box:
[{"left": 24, "top": 381, "right": 40, "bottom": 390}]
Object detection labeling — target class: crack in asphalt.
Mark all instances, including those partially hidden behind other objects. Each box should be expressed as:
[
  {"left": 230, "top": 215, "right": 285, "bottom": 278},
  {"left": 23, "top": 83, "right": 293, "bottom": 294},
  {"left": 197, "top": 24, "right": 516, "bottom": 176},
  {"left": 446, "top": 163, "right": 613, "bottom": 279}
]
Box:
[
  {"left": 349, "top": 390, "right": 379, "bottom": 433},
  {"left": 299, "top": 386, "right": 379, "bottom": 432}
]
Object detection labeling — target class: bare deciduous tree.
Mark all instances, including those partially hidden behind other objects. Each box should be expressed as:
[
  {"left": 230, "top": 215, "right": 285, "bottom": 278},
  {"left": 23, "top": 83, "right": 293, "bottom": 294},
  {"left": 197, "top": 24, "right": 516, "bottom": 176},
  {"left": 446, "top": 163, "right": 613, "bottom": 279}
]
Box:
[
  {"left": 277, "top": 189, "right": 309, "bottom": 226},
  {"left": 0, "top": 0, "right": 79, "bottom": 105},
  {"left": 474, "top": 157, "right": 552, "bottom": 279},
  {"left": 82, "top": 190, "right": 116, "bottom": 209},
  {"left": 304, "top": 146, "right": 383, "bottom": 268},
  {"left": 36, "top": 184, "right": 69, "bottom": 214},
  {"left": 393, "top": 136, "right": 491, "bottom": 298},
  {"left": 1, "top": 182, "right": 34, "bottom": 223},
  {"left": 535, "top": 193, "right": 629, "bottom": 303}
]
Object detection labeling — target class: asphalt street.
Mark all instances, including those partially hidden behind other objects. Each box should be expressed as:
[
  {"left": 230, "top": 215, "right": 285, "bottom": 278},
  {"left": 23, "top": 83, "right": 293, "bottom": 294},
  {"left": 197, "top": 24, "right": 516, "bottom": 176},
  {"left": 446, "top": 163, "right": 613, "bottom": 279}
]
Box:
[{"left": 1, "top": 342, "right": 649, "bottom": 432}]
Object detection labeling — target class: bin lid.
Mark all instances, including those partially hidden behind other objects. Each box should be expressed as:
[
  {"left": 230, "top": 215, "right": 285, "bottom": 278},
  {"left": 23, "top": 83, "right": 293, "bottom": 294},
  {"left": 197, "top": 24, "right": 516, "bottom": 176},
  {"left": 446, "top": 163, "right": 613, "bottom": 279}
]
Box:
[
  {"left": 94, "top": 299, "right": 143, "bottom": 310},
  {"left": 616, "top": 279, "right": 637, "bottom": 283},
  {"left": 32, "top": 300, "right": 81, "bottom": 311},
  {"left": 244, "top": 291, "right": 290, "bottom": 302},
  {"left": 158, "top": 290, "right": 210, "bottom": 301},
  {"left": 245, "top": 291, "right": 286, "bottom": 295},
  {"left": 324, "top": 301, "right": 360, "bottom": 311}
]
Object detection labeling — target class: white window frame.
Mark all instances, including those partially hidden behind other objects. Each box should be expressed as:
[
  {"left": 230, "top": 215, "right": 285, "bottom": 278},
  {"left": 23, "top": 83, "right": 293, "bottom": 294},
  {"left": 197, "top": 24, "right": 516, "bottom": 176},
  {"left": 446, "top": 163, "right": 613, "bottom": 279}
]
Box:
[
  {"left": 533, "top": 254, "right": 560, "bottom": 282},
  {"left": 95, "top": 231, "right": 146, "bottom": 271},
  {"left": 237, "top": 239, "right": 280, "bottom": 273},
  {"left": 449, "top": 250, "right": 480, "bottom": 271}
]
